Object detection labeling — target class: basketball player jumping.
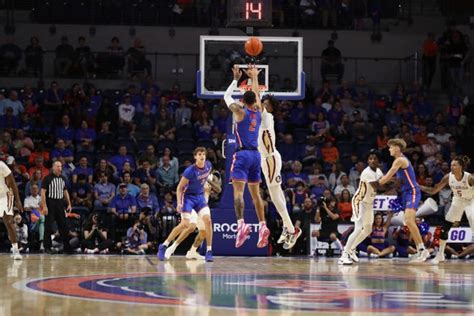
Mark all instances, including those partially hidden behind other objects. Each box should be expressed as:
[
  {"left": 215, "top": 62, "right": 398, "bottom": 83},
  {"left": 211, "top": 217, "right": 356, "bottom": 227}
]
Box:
[
  {"left": 0, "top": 159, "right": 24, "bottom": 260},
  {"left": 420, "top": 156, "right": 474, "bottom": 264},
  {"left": 246, "top": 91, "right": 302, "bottom": 249},
  {"left": 224, "top": 65, "right": 270, "bottom": 248},
  {"left": 377, "top": 138, "right": 430, "bottom": 262},
  {"left": 338, "top": 150, "right": 393, "bottom": 265},
  {"left": 157, "top": 147, "right": 215, "bottom": 262},
  {"left": 163, "top": 171, "right": 222, "bottom": 260}
]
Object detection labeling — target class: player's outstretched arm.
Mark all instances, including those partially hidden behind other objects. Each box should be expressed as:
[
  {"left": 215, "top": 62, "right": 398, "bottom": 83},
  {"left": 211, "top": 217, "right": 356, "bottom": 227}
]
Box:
[
  {"left": 243, "top": 65, "right": 262, "bottom": 111},
  {"left": 469, "top": 174, "right": 474, "bottom": 187},
  {"left": 378, "top": 157, "right": 404, "bottom": 185},
  {"left": 224, "top": 65, "right": 245, "bottom": 117},
  {"left": 420, "top": 174, "right": 449, "bottom": 195}
]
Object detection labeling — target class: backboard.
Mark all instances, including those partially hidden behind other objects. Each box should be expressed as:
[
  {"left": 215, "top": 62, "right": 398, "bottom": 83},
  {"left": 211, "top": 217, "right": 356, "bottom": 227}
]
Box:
[{"left": 197, "top": 36, "right": 305, "bottom": 100}]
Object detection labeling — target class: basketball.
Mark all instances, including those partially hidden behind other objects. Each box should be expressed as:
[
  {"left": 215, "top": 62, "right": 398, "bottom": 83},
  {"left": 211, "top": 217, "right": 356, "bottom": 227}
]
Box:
[{"left": 244, "top": 37, "right": 263, "bottom": 56}]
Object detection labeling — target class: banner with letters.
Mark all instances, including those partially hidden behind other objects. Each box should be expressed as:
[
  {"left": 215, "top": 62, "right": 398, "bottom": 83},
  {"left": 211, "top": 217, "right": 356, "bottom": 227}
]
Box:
[{"left": 212, "top": 208, "right": 268, "bottom": 256}]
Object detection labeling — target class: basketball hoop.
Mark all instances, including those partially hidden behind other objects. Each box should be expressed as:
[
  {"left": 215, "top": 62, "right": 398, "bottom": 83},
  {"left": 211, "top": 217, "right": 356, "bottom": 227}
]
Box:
[{"left": 238, "top": 79, "right": 268, "bottom": 94}]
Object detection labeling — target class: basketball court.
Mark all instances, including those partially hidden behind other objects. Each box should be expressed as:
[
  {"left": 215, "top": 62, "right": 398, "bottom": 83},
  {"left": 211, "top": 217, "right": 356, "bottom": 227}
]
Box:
[{"left": 4, "top": 254, "right": 474, "bottom": 315}]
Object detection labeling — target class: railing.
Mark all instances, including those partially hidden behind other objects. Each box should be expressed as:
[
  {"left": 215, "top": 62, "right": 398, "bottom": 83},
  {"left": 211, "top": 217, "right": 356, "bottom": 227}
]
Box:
[{"left": 0, "top": 50, "right": 420, "bottom": 90}]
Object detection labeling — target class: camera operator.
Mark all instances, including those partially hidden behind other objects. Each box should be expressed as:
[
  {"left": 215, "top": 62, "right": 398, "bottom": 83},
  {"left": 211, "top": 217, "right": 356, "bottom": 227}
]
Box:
[
  {"left": 121, "top": 220, "right": 151, "bottom": 255},
  {"left": 83, "top": 212, "right": 114, "bottom": 254},
  {"left": 312, "top": 197, "right": 344, "bottom": 254}
]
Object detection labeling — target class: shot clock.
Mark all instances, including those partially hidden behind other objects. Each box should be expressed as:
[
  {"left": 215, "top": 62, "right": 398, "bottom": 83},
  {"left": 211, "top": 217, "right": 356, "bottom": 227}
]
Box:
[{"left": 226, "top": 0, "right": 273, "bottom": 27}]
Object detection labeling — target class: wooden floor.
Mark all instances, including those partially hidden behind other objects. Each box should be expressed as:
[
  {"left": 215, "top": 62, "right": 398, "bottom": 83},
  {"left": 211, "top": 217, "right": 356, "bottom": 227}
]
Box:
[{"left": 2, "top": 254, "right": 474, "bottom": 315}]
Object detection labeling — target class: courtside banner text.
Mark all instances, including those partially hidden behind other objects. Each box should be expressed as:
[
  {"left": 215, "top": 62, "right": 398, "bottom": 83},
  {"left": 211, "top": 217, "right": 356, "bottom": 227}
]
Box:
[{"left": 211, "top": 209, "right": 268, "bottom": 256}]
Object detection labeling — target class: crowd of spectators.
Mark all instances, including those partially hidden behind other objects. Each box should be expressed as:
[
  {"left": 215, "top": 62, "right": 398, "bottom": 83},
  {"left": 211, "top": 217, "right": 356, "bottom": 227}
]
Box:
[
  {"left": 0, "top": 35, "right": 154, "bottom": 80},
  {"left": 0, "top": 67, "right": 467, "bottom": 255}
]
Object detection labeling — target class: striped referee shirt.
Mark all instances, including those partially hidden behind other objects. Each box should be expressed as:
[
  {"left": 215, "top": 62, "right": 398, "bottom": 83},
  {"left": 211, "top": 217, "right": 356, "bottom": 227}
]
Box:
[{"left": 41, "top": 173, "right": 67, "bottom": 200}]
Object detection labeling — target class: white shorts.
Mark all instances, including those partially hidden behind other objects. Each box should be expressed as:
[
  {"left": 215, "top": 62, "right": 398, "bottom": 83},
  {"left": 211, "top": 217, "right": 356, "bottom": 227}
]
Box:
[
  {"left": 351, "top": 201, "right": 374, "bottom": 227},
  {"left": 182, "top": 210, "right": 205, "bottom": 231},
  {"left": 446, "top": 197, "right": 474, "bottom": 227},
  {"left": 0, "top": 192, "right": 14, "bottom": 218},
  {"left": 261, "top": 151, "right": 283, "bottom": 187}
]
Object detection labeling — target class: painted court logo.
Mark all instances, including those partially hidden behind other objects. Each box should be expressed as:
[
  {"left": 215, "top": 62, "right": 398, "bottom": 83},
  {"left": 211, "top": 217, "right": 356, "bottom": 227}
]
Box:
[{"left": 16, "top": 272, "right": 474, "bottom": 313}]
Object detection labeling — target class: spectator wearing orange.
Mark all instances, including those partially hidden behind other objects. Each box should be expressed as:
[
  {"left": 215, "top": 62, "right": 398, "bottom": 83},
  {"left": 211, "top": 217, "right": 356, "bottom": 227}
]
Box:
[
  {"left": 337, "top": 189, "right": 353, "bottom": 221},
  {"left": 321, "top": 141, "right": 339, "bottom": 164},
  {"left": 28, "top": 156, "right": 49, "bottom": 179},
  {"left": 422, "top": 33, "right": 438, "bottom": 89},
  {"left": 377, "top": 125, "right": 390, "bottom": 150}
]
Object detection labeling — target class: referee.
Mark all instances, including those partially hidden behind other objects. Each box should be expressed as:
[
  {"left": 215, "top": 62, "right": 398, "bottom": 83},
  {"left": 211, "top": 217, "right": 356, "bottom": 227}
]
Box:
[{"left": 41, "top": 161, "right": 73, "bottom": 253}]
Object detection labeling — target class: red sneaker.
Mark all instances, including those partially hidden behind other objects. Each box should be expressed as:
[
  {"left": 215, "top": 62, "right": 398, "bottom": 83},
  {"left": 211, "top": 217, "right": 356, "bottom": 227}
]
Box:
[{"left": 235, "top": 223, "right": 251, "bottom": 248}]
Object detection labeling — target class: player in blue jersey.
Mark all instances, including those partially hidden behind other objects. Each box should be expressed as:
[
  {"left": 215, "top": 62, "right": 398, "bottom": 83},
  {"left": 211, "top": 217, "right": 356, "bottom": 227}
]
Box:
[
  {"left": 224, "top": 65, "right": 270, "bottom": 248},
  {"left": 157, "top": 147, "right": 215, "bottom": 262},
  {"left": 377, "top": 138, "right": 430, "bottom": 262}
]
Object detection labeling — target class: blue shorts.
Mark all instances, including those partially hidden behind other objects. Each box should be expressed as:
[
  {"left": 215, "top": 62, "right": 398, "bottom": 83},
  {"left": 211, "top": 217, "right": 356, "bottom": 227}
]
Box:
[
  {"left": 181, "top": 194, "right": 208, "bottom": 213},
  {"left": 230, "top": 150, "right": 261, "bottom": 184},
  {"left": 371, "top": 241, "right": 389, "bottom": 251},
  {"left": 401, "top": 188, "right": 421, "bottom": 209}
]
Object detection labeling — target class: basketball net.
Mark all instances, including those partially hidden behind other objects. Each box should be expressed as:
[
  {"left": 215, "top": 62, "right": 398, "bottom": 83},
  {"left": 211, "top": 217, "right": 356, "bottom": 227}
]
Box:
[{"left": 238, "top": 79, "right": 268, "bottom": 94}]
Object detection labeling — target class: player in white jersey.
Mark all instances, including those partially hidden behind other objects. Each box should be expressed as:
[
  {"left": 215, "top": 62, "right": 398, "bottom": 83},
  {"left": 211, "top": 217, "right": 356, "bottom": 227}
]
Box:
[
  {"left": 258, "top": 95, "right": 302, "bottom": 249},
  {"left": 163, "top": 171, "right": 222, "bottom": 260},
  {"left": 0, "top": 160, "right": 24, "bottom": 260},
  {"left": 338, "top": 150, "right": 393, "bottom": 265},
  {"left": 420, "top": 155, "right": 474, "bottom": 264}
]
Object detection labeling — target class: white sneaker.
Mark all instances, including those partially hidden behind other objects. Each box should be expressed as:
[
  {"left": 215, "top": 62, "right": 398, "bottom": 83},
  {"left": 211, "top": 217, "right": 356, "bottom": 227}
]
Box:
[
  {"left": 431, "top": 254, "right": 446, "bottom": 265},
  {"left": 338, "top": 253, "right": 353, "bottom": 265},
  {"left": 277, "top": 228, "right": 288, "bottom": 244},
  {"left": 451, "top": 254, "right": 459, "bottom": 259},
  {"left": 283, "top": 228, "right": 302, "bottom": 250},
  {"left": 369, "top": 253, "right": 379, "bottom": 258},
  {"left": 12, "top": 249, "right": 22, "bottom": 260},
  {"left": 165, "top": 246, "right": 176, "bottom": 259},
  {"left": 412, "top": 249, "right": 430, "bottom": 263},
  {"left": 348, "top": 250, "right": 359, "bottom": 263},
  {"left": 186, "top": 250, "right": 204, "bottom": 260}
]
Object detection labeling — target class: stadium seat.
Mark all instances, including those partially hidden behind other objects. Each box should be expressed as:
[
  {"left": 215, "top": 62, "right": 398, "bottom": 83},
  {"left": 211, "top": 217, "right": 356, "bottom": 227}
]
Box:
[
  {"left": 294, "top": 128, "right": 309, "bottom": 143},
  {"left": 336, "top": 141, "right": 354, "bottom": 157},
  {"left": 176, "top": 127, "right": 195, "bottom": 140},
  {"left": 177, "top": 139, "right": 195, "bottom": 155},
  {"left": 197, "top": 139, "right": 215, "bottom": 149}
]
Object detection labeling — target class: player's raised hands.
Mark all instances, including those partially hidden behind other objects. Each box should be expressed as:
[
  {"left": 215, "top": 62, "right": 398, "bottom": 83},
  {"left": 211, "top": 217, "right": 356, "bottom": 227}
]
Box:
[
  {"left": 232, "top": 65, "right": 242, "bottom": 81},
  {"left": 243, "top": 64, "right": 261, "bottom": 79}
]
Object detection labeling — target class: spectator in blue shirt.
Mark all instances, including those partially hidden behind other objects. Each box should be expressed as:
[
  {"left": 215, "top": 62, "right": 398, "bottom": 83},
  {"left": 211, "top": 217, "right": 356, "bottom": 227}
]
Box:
[
  {"left": 290, "top": 101, "right": 308, "bottom": 128},
  {"left": 0, "top": 107, "right": 20, "bottom": 130},
  {"left": 156, "top": 155, "right": 179, "bottom": 192},
  {"left": 109, "top": 184, "right": 137, "bottom": 233},
  {"left": 123, "top": 220, "right": 150, "bottom": 255},
  {"left": 413, "top": 94, "right": 433, "bottom": 121},
  {"left": 135, "top": 183, "right": 160, "bottom": 214},
  {"left": 279, "top": 134, "right": 300, "bottom": 163},
  {"left": 44, "top": 81, "right": 65, "bottom": 110},
  {"left": 285, "top": 161, "right": 309, "bottom": 188},
  {"left": 117, "top": 172, "right": 140, "bottom": 197},
  {"left": 109, "top": 145, "right": 136, "bottom": 173},
  {"left": 55, "top": 114, "right": 75, "bottom": 147},
  {"left": 75, "top": 120, "right": 96, "bottom": 152},
  {"left": 94, "top": 172, "right": 116, "bottom": 211},
  {"left": 133, "top": 160, "right": 157, "bottom": 190},
  {"left": 72, "top": 174, "right": 93, "bottom": 210},
  {"left": 72, "top": 156, "right": 93, "bottom": 184},
  {"left": 0, "top": 90, "right": 24, "bottom": 116},
  {"left": 51, "top": 138, "right": 74, "bottom": 164}
]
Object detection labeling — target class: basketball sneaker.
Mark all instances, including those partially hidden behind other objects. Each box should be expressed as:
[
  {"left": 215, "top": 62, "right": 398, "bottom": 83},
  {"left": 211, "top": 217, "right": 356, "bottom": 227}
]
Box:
[
  {"left": 12, "top": 248, "right": 22, "bottom": 260},
  {"left": 412, "top": 249, "right": 430, "bottom": 263},
  {"left": 431, "top": 253, "right": 446, "bottom": 265},
  {"left": 165, "top": 245, "right": 177, "bottom": 259},
  {"left": 277, "top": 228, "right": 288, "bottom": 244},
  {"left": 157, "top": 244, "right": 167, "bottom": 261},
  {"left": 283, "top": 227, "right": 302, "bottom": 250},
  {"left": 186, "top": 249, "right": 204, "bottom": 260},
  {"left": 205, "top": 250, "right": 213, "bottom": 262},
  {"left": 235, "top": 223, "right": 251, "bottom": 248},
  {"left": 257, "top": 225, "right": 270, "bottom": 248},
  {"left": 348, "top": 250, "right": 359, "bottom": 263},
  {"left": 338, "top": 252, "right": 353, "bottom": 265}
]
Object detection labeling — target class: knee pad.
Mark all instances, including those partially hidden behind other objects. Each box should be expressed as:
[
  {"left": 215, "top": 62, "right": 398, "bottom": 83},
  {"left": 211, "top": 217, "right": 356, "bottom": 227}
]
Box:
[{"left": 440, "top": 220, "right": 453, "bottom": 240}]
